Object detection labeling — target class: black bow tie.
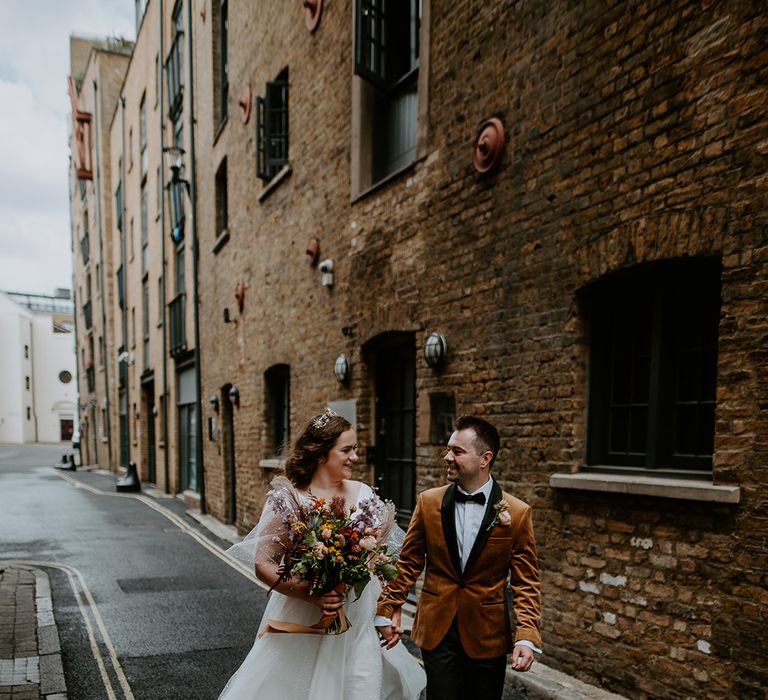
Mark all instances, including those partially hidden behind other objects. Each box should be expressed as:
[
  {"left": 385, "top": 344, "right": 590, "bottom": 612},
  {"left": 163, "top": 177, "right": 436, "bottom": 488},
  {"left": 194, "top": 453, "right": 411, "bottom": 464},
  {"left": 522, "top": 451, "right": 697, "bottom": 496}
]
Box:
[{"left": 455, "top": 491, "right": 486, "bottom": 506}]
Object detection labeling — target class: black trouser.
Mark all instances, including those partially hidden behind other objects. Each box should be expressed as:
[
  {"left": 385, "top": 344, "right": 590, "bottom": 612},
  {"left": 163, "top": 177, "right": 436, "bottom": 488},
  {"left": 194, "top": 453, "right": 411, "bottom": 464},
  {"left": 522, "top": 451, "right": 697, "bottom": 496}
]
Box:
[{"left": 420, "top": 617, "right": 507, "bottom": 700}]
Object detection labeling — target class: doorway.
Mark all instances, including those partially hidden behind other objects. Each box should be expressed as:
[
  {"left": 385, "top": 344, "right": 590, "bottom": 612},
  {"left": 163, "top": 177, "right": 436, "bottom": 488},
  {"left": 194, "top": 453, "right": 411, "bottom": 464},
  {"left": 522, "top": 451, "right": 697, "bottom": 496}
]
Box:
[
  {"left": 143, "top": 381, "right": 156, "bottom": 484},
  {"left": 221, "top": 384, "right": 236, "bottom": 524},
  {"left": 372, "top": 332, "right": 416, "bottom": 528}
]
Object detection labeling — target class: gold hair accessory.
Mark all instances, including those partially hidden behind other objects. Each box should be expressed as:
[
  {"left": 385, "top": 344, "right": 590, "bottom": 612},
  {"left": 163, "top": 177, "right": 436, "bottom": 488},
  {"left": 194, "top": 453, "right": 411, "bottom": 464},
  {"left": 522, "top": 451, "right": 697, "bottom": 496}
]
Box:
[{"left": 312, "top": 407, "right": 339, "bottom": 430}]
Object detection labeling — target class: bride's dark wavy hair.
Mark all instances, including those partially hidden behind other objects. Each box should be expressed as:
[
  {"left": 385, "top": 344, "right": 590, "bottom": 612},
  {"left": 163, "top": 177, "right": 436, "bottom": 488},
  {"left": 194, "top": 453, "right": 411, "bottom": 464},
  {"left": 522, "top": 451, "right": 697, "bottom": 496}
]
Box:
[{"left": 284, "top": 413, "right": 352, "bottom": 489}]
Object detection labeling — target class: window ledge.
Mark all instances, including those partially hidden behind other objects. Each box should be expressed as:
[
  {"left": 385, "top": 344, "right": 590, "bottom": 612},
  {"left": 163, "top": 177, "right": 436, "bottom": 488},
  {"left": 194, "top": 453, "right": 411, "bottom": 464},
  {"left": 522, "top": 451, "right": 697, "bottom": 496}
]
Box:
[
  {"left": 212, "top": 228, "right": 230, "bottom": 255},
  {"left": 549, "top": 472, "right": 741, "bottom": 504},
  {"left": 258, "top": 164, "right": 292, "bottom": 203},
  {"left": 259, "top": 458, "right": 285, "bottom": 470}
]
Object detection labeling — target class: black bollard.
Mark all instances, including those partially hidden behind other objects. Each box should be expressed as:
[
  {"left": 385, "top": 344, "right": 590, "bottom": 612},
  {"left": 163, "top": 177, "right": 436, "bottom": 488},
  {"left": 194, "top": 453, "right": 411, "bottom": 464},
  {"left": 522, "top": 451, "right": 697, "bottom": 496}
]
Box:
[
  {"left": 55, "top": 453, "right": 76, "bottom": 471},
  {"left": 116, "top": 461, "right": 141, "bottom": 492}
]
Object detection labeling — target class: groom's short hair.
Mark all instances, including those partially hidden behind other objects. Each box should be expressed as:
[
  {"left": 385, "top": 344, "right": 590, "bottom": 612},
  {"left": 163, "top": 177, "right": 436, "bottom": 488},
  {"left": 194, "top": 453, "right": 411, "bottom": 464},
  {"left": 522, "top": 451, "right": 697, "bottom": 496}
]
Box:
[{"left": 454, "top": 415, "right": 500, "bottom": 469}]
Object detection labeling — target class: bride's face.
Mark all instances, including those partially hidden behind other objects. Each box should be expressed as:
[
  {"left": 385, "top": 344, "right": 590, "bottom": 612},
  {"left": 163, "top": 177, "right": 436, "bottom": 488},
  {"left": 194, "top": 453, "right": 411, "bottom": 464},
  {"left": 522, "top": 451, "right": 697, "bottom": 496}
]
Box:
[{"left": 318, "top": 429, "right": 358, "bottom": 481}]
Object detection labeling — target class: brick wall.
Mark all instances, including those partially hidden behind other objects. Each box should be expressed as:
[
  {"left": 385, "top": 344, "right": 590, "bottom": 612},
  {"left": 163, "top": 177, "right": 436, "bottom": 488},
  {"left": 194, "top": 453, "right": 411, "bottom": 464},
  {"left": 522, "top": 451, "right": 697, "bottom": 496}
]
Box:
[{"left": 192, "top": 1, "right": 767, "bottom": 697}]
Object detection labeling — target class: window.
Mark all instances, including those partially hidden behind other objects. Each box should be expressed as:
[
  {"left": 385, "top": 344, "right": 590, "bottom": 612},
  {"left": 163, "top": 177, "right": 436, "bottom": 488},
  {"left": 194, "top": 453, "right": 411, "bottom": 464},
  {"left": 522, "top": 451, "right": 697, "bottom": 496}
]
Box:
[
  {"left": 215, "top": 158, "right": 228, "bottom": 237},
  {"left": 135, "top": 0, "right": 147, "bottom": 33},
  {"left": 154, "top": 53, "right": 159, "bottom": 107},
  {"left": 214, "top": 0, "right": 229, "bottom": 125},
  {"left": 24, "top": 344, "right": 28, "bottom": 359},
  {"left": 166, "top": 1, "right": 184, "bottom": 119},
  {"left": 131, "top": 307, "right": 136, "bottom": 349},
  {"left": 354, "top": 0, "right": 421, "bottom": 187},
  {"left": 157, "top": 277, "right": 163, "bottom": 324},
  {"left": 256, "top": 68, "right": 288, "bottom": 183},
  {"left": 25, "top": 376, "right": 30, "bottom": 391},
  {"left": 141, "top": 183, "right": 149, "bottom": 274},
  {"left": 139, "top": 92, "right": 148, "bottom": 178},
  {"left": 115, "top": 179, "right": 123, "bottom": 233},
  {"left": 156, "top": 165, "right": 161, "bottom": 218},
  {"left": 27, "top": 407, "right": 31, "bottom": 421},
  {"left": 430, "top": 393, "right": 455, "bottom": 444},
  {"left": 585, "top": 258, "right": 721, "bottom": 476},
  {"left": 265, "top": 364, "right": 290, "bottom": 456},
  {"left": 130, "top": 217, "right": 135, "bottom": 261},
  {"left": 142, "top": 279, "right": 150, "bottom": 370},
  {"left": 129, "top": 128, "right": 133, "bottom": 170}
]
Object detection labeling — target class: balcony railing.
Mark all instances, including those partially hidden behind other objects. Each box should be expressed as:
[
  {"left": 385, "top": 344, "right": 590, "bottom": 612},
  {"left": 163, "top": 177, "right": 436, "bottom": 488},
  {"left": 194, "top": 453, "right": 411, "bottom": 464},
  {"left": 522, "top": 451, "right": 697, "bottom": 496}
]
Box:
[
  {"left": 80, "top": 234, "right": 90, "bottom": 266},
  {"left": 166, "top": 31, "right": 184, "bottom": 118},
  {"left": 86, "top": 365, "right": 95, "bottom": 393},
  {"left": 168, "top": 292, "right": 186, "bottom": 357},
  {"left": 82, "top": 300, "right": 92, "bottom": 330}
]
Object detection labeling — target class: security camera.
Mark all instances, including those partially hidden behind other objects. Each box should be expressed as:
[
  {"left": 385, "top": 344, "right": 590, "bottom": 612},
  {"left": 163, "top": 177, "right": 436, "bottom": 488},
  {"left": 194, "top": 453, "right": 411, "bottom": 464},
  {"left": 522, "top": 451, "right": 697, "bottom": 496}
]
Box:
[
  {"left": 117, "top": 351, "right": 129, "bottom": 363},
  {"left": 318, "top": 259, "right": 334, "bottom": 273}
]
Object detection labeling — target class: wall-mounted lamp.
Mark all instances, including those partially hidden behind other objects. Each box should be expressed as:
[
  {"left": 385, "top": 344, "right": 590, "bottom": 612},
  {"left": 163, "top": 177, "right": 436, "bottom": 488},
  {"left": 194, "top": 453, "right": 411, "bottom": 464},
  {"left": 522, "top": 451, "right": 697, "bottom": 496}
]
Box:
[
  {"left": 210, "top": 395, "right": 220, "bottom": 413},
  {"left": 334, "top": 354, "right": 350, "bottom": 383},
  {"left": 117, "top": 350, "right": 134, "bottom": 366},
  {"left": 228, "top": 385, "right": 240, "bottom": 407},
  {"left": 473, "top": 117, "right": 506, "bottom": 174},
  {"left": 151, "top": 404, "right": 158, "bottom": 417},
  {"left": 319, "top": 258, "right": 334, "bottom": 287},
  {"left": 164, "top": 145, "right": 190, "bottom": 244},
  {"left": 424, "top": 332, "right": 447, "bottom": 368}
]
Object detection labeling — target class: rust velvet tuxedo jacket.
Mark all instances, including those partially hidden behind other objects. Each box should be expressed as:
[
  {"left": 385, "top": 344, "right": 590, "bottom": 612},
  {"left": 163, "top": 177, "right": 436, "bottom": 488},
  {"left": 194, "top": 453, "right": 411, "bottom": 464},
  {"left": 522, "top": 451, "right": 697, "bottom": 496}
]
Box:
[{"left": 377, "top": 480, "right": 542, "bottom": 658}]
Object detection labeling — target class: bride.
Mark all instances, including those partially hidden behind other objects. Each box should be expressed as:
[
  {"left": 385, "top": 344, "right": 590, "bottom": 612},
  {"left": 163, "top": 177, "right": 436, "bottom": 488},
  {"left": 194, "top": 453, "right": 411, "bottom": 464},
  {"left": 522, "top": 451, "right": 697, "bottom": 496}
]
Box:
[{"left": 218, "top": 409, "right": 426, "bottom": 700}]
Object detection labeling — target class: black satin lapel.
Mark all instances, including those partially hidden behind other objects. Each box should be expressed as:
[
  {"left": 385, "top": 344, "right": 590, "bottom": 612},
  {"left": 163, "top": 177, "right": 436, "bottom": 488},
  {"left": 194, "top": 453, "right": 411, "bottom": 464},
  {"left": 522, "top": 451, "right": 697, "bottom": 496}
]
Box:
[
  {"left": 464, "top": 480, "right": 503, "bottom": 574},
  {"left": 441, "top": 485, "right": 462, "bottom": 578}
]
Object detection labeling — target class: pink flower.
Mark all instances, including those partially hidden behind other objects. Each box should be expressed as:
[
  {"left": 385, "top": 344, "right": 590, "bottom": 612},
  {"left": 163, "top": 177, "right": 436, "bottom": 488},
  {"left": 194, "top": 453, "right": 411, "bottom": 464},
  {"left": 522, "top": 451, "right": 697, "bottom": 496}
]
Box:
[
  {"left": 360, "top": 536, "right": 377, "bottom": 551},
  {"left": 313, "top": 542, "right": 327, "bottom": 559},
  {"left": 321, "top": 528, "right": 333, "bottom": 540},
  {"left": 351, "top": 544, "right": 361, "bottom": 553},
  {"left": 498, "top": 510, "right": 511, "bottom": 525}
]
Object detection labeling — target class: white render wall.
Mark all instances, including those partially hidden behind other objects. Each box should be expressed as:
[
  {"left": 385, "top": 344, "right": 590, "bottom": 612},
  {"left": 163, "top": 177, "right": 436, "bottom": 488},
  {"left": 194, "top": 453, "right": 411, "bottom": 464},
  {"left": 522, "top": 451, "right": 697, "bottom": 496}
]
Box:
[{"left": 0, "top": 293, "right": 76, "bottom": 443}]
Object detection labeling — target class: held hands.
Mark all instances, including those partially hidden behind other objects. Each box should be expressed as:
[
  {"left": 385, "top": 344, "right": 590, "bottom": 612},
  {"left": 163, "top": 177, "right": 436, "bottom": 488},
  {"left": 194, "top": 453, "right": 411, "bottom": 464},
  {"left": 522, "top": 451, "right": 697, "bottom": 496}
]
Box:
[
  {"left": 376, "top": 607, "right": 404, "bottom": 649},
  {"left": 511, "top": 644, "right": 535, "bottom": 672}
]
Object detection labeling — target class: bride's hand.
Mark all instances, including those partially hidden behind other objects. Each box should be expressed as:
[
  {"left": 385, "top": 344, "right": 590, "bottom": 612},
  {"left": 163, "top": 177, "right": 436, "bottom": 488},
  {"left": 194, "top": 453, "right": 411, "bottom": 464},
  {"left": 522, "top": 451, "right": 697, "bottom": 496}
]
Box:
[{"left": 314, "top": 589, "right": 344, "bottom": 616}]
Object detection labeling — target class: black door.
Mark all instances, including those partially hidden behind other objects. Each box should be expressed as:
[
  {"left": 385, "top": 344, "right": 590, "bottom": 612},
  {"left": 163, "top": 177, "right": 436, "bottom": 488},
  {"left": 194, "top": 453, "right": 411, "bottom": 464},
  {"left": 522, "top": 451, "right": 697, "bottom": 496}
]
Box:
[
  {"left": 222, "top": 384, "right": 236, "bottom": 524},
  {"left": 145, "top": 383, "right": 156, "bottom": 483},
  {"left": 374, "top": 334, "right": 416, "bottom": 528}
]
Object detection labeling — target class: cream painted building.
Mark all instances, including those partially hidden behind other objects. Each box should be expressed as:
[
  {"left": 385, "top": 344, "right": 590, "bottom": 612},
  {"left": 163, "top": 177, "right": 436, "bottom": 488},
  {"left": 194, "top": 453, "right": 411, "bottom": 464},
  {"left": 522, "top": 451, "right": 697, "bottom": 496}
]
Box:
[{"left": 0, "top": 291, "right": 77, "bottom": 444}]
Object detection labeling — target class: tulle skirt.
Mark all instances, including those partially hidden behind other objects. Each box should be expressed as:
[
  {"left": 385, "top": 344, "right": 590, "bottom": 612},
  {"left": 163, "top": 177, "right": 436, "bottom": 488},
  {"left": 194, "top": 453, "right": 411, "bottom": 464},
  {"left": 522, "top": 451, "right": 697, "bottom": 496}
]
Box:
[{"left": 218, "top": 579, "right": 425, "bottom": 700}]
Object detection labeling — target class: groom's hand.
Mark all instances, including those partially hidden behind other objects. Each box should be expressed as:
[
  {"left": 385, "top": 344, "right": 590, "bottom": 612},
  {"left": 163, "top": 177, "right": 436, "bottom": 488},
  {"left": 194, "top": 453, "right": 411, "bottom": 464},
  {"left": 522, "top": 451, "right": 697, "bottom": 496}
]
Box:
[{"left": 511, "top": 644, "right": 535, "bottom": 672}]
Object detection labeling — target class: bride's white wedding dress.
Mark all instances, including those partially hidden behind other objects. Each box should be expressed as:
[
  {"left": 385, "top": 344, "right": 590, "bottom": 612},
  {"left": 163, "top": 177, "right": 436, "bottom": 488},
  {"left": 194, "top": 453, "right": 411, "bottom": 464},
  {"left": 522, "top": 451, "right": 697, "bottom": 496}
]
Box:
[{"left": 218, "top": 482, "right": 426, "bottom": 700}]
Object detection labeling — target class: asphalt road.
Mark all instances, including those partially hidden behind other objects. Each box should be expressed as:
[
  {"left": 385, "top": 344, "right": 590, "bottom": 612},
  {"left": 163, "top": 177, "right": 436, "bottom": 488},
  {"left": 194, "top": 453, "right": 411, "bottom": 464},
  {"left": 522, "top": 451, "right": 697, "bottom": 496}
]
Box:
[{"left": 0, "top": 444, "right": 264, "bottom": 700}]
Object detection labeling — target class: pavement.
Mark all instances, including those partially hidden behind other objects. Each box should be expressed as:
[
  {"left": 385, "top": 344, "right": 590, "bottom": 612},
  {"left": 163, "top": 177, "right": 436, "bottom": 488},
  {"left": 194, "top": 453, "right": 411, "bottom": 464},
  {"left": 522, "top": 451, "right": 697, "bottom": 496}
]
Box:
[{"left": 1, "top": 459, "right": 628, "bottom": 700}]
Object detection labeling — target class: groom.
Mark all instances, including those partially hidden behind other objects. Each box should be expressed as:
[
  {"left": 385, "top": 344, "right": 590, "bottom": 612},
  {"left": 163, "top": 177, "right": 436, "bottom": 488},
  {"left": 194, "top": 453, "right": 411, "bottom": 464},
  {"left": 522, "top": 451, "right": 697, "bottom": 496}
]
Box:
[{"left": 376, "top": 415, "right": 541, "bottom": 700}]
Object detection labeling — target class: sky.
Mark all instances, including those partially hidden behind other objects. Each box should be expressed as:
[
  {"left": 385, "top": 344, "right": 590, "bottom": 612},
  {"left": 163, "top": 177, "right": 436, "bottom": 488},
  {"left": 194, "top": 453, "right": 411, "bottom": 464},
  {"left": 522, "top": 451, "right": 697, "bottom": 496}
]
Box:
[{"left": 0, "top": 1, "right": 135, "bottom": 297}]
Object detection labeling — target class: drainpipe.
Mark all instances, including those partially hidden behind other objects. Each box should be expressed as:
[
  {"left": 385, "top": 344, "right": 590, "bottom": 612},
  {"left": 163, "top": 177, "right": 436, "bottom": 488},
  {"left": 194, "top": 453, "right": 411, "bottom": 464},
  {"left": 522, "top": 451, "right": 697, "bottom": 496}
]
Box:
[
  {"left": 92, "top": 77, "right": 114, "bottom": 469},
  {"left": 186, "top": 0, "right": 205, "bottom": 513},
  {"left": 120, "top": 95, "right": 131, "bottom": 464},
  {"left": 159, "top": 0, "right": 169, "bottom": 493}
]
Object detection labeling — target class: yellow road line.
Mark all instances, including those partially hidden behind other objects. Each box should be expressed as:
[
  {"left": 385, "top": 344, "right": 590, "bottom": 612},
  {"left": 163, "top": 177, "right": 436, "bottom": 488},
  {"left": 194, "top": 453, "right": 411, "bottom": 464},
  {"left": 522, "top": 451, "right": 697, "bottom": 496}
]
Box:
[
  {"left": 2, "top": 560, "right": 133, "bottom": 700},
  {"left": 54, "top": 470, "right": 264, "bottom": 589}
]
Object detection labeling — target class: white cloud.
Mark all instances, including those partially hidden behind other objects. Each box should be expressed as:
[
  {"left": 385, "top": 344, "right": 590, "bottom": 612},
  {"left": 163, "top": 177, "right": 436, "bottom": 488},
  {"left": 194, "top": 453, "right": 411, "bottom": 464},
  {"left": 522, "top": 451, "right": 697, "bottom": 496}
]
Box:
[{"left": 0, "top": 1, "right": 134, "bottom": 296}]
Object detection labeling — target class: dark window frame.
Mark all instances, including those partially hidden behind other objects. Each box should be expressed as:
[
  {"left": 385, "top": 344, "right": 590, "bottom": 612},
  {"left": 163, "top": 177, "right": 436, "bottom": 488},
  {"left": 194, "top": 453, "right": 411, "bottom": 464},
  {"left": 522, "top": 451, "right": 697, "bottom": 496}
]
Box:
[
  {"left": 585, "top": 257, "right": 721, "bottom": 477},
  {"left": 256, "top": 68, "right": 289, "bottom": 183},
  {"left": 265, "top": 364, "right": 290, "bottom": 456}
]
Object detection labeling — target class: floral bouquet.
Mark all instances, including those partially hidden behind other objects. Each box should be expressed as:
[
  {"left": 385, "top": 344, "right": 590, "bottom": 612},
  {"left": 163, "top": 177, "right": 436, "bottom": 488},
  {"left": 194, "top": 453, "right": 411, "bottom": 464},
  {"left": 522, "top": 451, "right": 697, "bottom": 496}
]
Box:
[{"left": 261, "top": 478, "right": 399, "bottom": 635}]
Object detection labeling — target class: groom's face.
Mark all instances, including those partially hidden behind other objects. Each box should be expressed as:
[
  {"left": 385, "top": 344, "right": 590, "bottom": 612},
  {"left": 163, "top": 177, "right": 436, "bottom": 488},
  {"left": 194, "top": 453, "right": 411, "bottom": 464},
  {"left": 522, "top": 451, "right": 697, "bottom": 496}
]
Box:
[{"left": 444, "top": 428, "right": 490, "bottom": 492}]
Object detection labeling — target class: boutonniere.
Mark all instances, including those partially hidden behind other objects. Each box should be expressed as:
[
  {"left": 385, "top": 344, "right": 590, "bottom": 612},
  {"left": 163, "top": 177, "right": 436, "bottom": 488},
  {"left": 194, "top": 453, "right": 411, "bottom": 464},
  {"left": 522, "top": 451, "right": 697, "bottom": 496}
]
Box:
[{"left": 486, "top": 500, "right": 511, "bottom": 531}]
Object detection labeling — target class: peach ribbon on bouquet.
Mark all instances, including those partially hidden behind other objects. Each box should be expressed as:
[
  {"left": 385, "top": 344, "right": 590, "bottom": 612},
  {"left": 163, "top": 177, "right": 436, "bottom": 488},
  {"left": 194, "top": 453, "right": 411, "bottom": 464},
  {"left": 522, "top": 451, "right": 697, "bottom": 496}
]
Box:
[{"left": 259, "top": 583, "right": 350, "bottom": 637}]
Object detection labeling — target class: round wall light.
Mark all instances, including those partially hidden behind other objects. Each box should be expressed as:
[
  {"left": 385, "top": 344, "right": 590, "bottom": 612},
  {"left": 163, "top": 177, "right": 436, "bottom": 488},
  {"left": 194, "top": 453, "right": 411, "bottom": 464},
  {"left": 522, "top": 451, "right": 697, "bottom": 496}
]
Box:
[
  {"left": 424, "top": 332, "right": 447, "bottom": 368},
  {"left": 228, "top": 386, "right": 240, "bottom": 407},
  {"left": 210, "top": 395, "right": 220, "bottom": 413},
  {"left": 334, "top": 354, "right": 350, "bottom": 383}
]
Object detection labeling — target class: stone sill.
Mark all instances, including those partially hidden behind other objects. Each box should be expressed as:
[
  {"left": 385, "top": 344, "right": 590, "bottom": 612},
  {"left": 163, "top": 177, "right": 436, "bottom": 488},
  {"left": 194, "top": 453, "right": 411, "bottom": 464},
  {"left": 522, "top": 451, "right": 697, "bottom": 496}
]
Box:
[
  {"left": 257, "top": 164, "right": 292, "bottom": 203},
  {"left": 259, "top": 458, "right": 285, "bottom": 470},
  {"left": 549, "top": 472, "right": 740, "bottom": 503}
]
